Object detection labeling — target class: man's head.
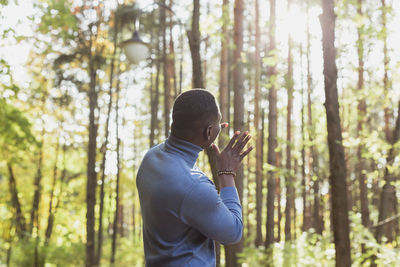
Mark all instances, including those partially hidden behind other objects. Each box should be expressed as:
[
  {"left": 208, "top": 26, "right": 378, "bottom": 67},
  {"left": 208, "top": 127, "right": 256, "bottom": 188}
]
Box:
[{"left": 171, "top": 89, "right": 223, "bottom": 148}]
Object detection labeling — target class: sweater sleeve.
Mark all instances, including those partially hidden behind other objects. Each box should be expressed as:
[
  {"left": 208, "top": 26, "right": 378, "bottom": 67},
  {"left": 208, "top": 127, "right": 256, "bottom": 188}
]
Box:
[{"left": 179, "top": 179, "right": 243, "bottom": 245}]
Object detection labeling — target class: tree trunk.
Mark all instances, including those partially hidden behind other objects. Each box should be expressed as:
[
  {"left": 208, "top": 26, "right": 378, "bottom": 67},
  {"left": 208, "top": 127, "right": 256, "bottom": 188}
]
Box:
[
  {"left": 265, "top": 0, "right": 277, "bottom": 249},
  {"left": 161, "top": 0, "right": 172, "bottom": 137},
  {"left": 187, "top": 0, "right": 203, "bottom": 89},
  {"left": 168, "top": 0, "right": 178, "bottom": 99},
  {"left": 219, "top": 0, "right": 229, "bottom": 148},
  {"left": 110, "top": 68, "right": 122, "bottom": 265},
  {"left": 355, "top": 0, "right": 371, "bottom": 231},
  {"left": 96, "top": 17, "right": 119, "bottom": 265},
  {"left": 43, "top": 144, "right": 68, "bottom": 267},
  {"left": 375, "top": 100, "right": 400, "bottom": 243},
  {"left": 284, "top": 0, "right": 294, "bottom": 242},
  {"left": 381, "top": 0, "right": 392, "bottom": 143},
  {"left": 225, "top": 1, "right": 244, "bottom": 266},
  {"left": 254, "top": 0, "right": 263, "bottom": 247},
  {"left": 218, "top": 7, "right": 230, "bottom": 241},
  {"left": 30, "top": 126, "right": 45, "bottom": 235},
  {"left": 86, "top": 37, "right": 98, "bottom": 267},
  {"left": 300, "top": 45, "right": 310, "bottom": 232},
  {"left": 7, "top": 162, "right": 26, "bottom": 238},
  {"left": 276, "top": 152, "right": 282, "bottom": 243},
  {"left": 307, "top": 3, "right": 323, "bottom": 235},
  {"left": 150, "top": 31, "right": 161, "bottom": 147},
  {"left": 44, "top": 139, "right": 60, "bottom": 245},
  {"left": 320, "top": 1, "right": 352, "bottom": 266},
  {"left": 246, "top": 110, "right": 252, "bottom": 240}
]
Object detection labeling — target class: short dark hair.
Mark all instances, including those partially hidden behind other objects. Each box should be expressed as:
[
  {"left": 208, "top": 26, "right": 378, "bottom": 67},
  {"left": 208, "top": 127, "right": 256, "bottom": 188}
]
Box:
[{"left": 171, "top": 89, "right": 219, "bottom": 133}]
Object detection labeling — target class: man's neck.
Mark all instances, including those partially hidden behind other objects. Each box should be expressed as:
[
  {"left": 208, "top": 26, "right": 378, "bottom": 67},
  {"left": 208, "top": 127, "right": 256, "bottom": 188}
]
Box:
[{"left": 170, "top": 132, "right": 205, "bottom": 149}]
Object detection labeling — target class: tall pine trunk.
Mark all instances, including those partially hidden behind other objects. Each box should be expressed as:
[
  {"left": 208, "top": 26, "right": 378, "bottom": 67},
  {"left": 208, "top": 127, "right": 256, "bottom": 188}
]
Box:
[
  {"left": 96, "top": 16, "right": 119, "bottom": 265},
  {"left": 254, "top": 0, "right": 263, "bottom": 247},
  {"left": 375, "top": 101, "right": 400, "bottom": 242},
  {"left": 300, "top": 44, "right": 310, "bottom": 232},
  {"left": 187, "top": 0, "right": 204, "bottom": 89},
  {"left": 265, "top": 0, "right": 277, "bottom": 249},
  {"left": 30, "top": 124, "right": 45, "bottom": 235},
  {"left": 219, "top": 0, "right": 230, "bottom": 151},
  {"left": 284, "top": 0, "right": 294, "bottom": 242},
  {"left": 381, "top": 0, "right": 392, "bottom": 143},
  {"left": 308, "top": 2, "right": 323, "bottom": 235},
  {"left": 217, "top": 1, "right": 230, "bottom": 265},
  {"left": 110, "top": 67, "right": 122, "bottom": 265},
  {"left": 320, "top": 1, "right": 351, "bottom": 265},
  {"left": 225, "top": 1, "right": 244, "bottom": 266},
  {"left": 355, "top": 0, "right": 371, "bottom": 231},
  {"left": 86, "top": 41, "right": 98, "bottom": 267},
  {"left": 8, "top": 162, "right": 26, "bottom": 239},
  {"left": 161, "top": 0, "right": 172, "bottom": 137},
  {"left": 168, "top": 0, "right": 177, "bottom": 99},
  {"left": 150, "top": 27, "right": 162, "bottom": 147}
]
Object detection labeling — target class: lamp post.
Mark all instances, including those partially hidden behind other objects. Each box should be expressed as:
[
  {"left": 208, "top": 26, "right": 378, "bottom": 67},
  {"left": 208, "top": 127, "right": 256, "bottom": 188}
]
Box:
[
  {"left": 121, "top": 30, "right": 149, "bottom": 64},
  {"left": 121, "top": 2, "right": 184, "bottom": 69}
]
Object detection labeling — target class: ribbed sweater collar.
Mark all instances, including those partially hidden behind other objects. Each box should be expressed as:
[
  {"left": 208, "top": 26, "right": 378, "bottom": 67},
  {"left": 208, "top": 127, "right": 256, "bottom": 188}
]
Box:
[{"left": 165, "top": 135, "right": 203, "bottom": 166}]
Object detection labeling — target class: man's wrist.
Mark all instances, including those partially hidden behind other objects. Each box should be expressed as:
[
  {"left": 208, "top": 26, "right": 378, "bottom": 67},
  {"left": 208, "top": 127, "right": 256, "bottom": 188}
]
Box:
[
  {"left": 217, "top": 170, "right": 236, "bottom": 177},
  {"left": 218, "top": 174, "right": 236, "bottom": 188}
]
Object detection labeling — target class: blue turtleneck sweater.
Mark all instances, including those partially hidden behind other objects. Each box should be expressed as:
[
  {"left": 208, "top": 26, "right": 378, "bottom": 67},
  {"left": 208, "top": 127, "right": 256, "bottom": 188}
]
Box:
[{"left": 136, "top": 135, "right": 243, "bottom": 267}]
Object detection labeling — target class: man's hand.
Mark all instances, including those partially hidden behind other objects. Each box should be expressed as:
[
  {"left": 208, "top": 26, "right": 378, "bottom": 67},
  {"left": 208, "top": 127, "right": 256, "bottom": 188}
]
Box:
[{"left": 212, "top": 131, "right": 253, "bottom": 172}]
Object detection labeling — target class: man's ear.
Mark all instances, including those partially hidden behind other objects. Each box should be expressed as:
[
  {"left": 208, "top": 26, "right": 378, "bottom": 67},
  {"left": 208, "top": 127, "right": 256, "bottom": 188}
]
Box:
[{"left": 205, "top": 125, "right": 212, "bottom": 140}]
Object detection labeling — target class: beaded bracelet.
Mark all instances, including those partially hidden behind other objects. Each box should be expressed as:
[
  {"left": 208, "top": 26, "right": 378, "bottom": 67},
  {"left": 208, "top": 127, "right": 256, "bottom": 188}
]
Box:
[{"left": 217, "top": 170, "right": 236, "bottom": 177}]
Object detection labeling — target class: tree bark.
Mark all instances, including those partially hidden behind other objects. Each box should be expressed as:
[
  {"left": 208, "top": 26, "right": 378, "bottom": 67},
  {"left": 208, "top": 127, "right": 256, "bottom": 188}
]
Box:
[
  {"left": 355, "top": 0, "right": 371, "bottom": 231},
  {"left": 161, "top": 0, "right": 172, "bottom": 137},
  {"left": 375, "top": 100, "right": 400, "bottom": 243},
  {"left": 320, "top": 1, "right": 352, "bottom": 266},
  {"left": 300, "top": 45, "right": 310, "bottom": 232},
  {"left": 44, "top": 144, "right": 68, "bottom": 267},
  {"left": 217, "top": 4, "right": 229, "bottom": 265},
  {"left": 254, "top": 0, "right": 263, "bottom": 247},
  {"left": 225, "top": 1, "right": 244, "bottom": 266},
  {"left": 150, "top": 31, "right": 161, "bottom": 147},
  {"left": 168, "top": 0, "right": 178, "bottom": 99},
  {"left": 219, "top": 0, "right": 229, "bottom": 148},
  {"left": 30, "top": 126, "right": 45, "bottom": 235},
  {"left": 8, "top": 162, "right": 26, "bottom": 239},
  {"left": 308, "top": 2, "right": 323, "bottom": 235},
  {"left": 187, "top": 0, "right": 204, "bottom": 89},
  {"left": 284, "top": 0, "right": 294, "bottom": 242},
  {"left": 110, "top": 67, "right": 122, "bottom": 265},
  {"left": 44, "top": 139, "right": 60, "bottom": 246},
  {"left": 86, "top": 34, "right": 99, "bottom": 267},
  {"left": 96, "top": 16, "right": 119, "bottom": 265},
  {"left": 265, "top": 0, "right": 277, "bottom": 249},
  {"left": 276, "top": 152, "right": 282, "bottom": 243},
  {"left": 381, "top": 0, "right": 392, "bottom": 143}
]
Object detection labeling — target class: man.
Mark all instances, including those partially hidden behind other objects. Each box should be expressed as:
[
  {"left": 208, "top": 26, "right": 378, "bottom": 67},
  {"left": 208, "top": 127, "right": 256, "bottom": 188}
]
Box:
[{"left": 137, "top": 89, "right": 253, "bottom": 266}]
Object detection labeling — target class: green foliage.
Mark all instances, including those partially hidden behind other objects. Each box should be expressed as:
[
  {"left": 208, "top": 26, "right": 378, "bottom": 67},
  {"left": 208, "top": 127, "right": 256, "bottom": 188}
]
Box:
[
  {"left": 99, "top": 237, "right": 144, "bottom": 266},
  {"left": 238, "top": 245, "right": 268, "bottom": 266},
  {"left": 239, "top": 215, "right": 400, "bottom": 267},
  {"left": 0, "top": 98, "right": 37, "bottom": 153},
  {"left": 238, "top": 232, "right": 336, "bottom": 267},
  {"left": 3, "top": 236, "right": 85, "bottom": 266},
  {"left": 36, "top": 0, "right": 78, "bottom": 40}
]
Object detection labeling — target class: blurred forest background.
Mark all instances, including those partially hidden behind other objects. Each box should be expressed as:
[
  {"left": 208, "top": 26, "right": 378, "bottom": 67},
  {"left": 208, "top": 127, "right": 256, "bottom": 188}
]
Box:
[{"left": 1, "top": 0, "right": 400, "bottom": 266}]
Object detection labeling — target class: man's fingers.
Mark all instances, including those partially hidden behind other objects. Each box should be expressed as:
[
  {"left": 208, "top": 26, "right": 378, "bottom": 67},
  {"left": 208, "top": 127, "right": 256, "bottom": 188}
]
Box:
[
  {"left": 237, "top": 134, "right": 251, "bottom": 152},
  {"left": 240, "top": 146, "right": 254, "bottom": 161},
  {"left": 233, "top": 131, "right": 249, "bottom": 152},
  {"left": 221, "top": 122, "right": 229, "bottom": 129},
  {"left": 226, "top": 131, "right": 240, "bottom": 149},
  {"left": 212, "top": 143, "right": 221, "bottom": 156}
]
